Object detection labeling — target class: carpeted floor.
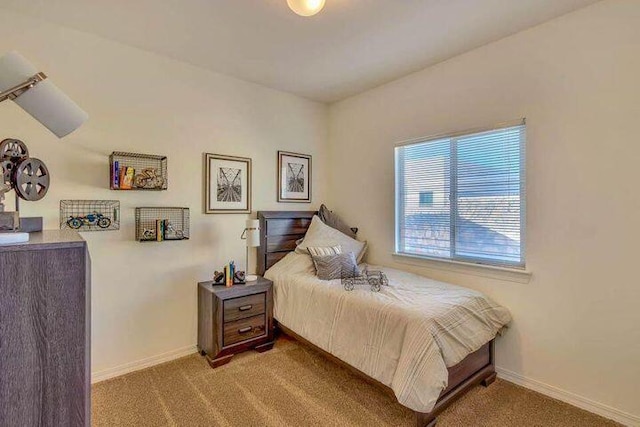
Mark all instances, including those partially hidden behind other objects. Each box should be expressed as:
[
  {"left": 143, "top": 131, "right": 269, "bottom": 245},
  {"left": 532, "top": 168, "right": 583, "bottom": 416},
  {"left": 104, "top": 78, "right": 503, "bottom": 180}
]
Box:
[{"left": 93, "top": 337, "right": 620, "bottom": 426}]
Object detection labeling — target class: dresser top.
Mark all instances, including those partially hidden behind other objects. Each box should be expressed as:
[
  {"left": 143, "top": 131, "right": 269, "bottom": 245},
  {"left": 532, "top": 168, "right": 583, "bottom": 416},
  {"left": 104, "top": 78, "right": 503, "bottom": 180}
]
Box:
[{"left": 0, "top": 230, "right": 86, "bottom": 253}]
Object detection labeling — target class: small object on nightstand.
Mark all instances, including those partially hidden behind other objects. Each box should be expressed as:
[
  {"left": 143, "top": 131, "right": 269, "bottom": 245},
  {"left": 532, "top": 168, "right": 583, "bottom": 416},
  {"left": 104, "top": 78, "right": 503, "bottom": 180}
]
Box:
[
  {"left": 197, "top": 277, "right": 274, "bottom": 368},
  {"left": 213, "top": 270, "right": 225, "bottom": 284},
  {"left": 234, "top": 270, "right": 246, "bottom": 284},
  {"left": 214, "top": 262, "right": 249, "bottom": 286}
]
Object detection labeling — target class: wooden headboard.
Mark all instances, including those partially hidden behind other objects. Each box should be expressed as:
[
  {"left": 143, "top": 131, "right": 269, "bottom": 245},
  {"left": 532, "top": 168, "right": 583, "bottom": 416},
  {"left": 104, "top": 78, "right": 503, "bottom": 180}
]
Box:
[{"left": 257, "top": 211, "right": 317, "bottom": 275}]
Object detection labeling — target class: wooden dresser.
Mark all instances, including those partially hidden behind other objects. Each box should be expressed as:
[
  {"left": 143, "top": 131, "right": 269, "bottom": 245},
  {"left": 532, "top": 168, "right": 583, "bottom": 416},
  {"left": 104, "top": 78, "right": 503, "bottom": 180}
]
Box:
[
  {"left": 197, "top": 278, "right": 274, "bottom": 368},
  {"left": 0, "top": 230, "right": 91, "bottom": 427}
]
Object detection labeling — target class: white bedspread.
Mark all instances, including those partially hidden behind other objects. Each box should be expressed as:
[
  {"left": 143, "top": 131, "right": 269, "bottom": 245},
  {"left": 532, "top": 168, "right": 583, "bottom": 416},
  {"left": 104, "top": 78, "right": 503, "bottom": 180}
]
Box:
[{"left": 264, "top": 253, "right": 511, "bottom": 413}]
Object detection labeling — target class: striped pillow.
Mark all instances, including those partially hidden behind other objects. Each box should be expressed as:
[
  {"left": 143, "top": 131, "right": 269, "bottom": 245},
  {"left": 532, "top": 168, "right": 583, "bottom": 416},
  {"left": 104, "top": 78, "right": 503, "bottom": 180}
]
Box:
[
  {"left": 307, "top": 245, "right": 342, "bottom": 257},
  {"left": 311, "top": 252, "right": 361, "bottom": 281}
]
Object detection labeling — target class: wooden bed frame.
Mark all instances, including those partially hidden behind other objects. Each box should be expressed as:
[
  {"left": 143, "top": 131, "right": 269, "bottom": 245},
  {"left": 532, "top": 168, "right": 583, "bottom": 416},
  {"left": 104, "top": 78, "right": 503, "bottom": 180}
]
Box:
[{"left": 257, "top": 211, "right": 497, "bottom": 427}]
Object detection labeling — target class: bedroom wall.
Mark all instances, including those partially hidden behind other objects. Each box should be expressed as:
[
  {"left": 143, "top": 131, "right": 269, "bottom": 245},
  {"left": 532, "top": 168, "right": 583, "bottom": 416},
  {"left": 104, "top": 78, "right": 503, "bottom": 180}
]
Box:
[
  {"left": 0, "top": 9, "right": 328, "bottom": 379},
  {"left": 327, "top": 0, "right": 639, "bottom": 423}
]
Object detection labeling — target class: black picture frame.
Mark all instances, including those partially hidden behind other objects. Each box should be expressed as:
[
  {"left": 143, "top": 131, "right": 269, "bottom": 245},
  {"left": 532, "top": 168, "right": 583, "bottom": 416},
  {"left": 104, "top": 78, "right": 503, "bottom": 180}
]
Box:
[
  {"left": 277, "top": 151, "right": 311, "bottom": 203},
  {"left": 204, "top": 153, "right": 252, "bottom": 214}
]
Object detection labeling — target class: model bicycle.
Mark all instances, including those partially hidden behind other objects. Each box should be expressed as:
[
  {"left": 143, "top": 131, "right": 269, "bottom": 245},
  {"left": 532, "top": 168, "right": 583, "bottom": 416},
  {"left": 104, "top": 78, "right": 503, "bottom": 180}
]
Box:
[
  {"left": 134, "top": 168, "right": 164, "bottom": 189},
  {"left": 164, "top": 221, "right": 184, "bottom": 240},
  {"left": 141, "top": 222, "right": 184, "bottom": 240},
  {"left": 67, "top": 211, "right": 112, "bottom": 229}
]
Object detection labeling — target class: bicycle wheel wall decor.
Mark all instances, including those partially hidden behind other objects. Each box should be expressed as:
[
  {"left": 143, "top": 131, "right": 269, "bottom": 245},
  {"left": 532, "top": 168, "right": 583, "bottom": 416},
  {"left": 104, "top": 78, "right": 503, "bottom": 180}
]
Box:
[{"left": 60, "top": 200, "right": 120, "bottom": 232}]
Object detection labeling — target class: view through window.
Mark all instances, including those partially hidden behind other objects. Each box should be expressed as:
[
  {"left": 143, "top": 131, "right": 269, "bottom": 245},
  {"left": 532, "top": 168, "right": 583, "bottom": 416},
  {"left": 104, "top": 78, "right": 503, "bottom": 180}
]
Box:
[{"left": 395, "top": 122, "right": 525, "bottom": 268}]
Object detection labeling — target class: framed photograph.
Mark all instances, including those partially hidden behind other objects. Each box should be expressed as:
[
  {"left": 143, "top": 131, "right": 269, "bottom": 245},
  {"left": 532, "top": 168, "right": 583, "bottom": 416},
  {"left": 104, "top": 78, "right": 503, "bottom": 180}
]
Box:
[
  {"left": 204, "top": 153, "right": 252, "bottom": 214},
  {"left": 278, "top": 151, "right": 311, "bottom": 203}
]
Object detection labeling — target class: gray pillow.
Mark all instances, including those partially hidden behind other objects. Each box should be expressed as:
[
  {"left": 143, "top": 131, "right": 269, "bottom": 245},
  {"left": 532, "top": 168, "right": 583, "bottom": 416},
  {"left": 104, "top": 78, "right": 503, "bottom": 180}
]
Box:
[
  {"left": 318, "top": 204, "right": 358, "bottom": 239},
  {"left": 311, "top": 252, "right": 361, "bottom": 281}
]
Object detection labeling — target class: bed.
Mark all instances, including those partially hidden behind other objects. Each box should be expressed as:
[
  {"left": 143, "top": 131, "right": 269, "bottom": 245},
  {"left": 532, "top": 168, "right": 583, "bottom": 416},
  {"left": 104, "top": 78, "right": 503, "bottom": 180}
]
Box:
[{"left": 257, "top": 211, "right": 511, "bottom": 427}]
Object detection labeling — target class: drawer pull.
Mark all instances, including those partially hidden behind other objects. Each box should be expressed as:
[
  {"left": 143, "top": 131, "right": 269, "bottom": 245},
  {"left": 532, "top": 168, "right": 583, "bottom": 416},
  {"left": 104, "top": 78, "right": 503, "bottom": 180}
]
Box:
[
  {"left": 238, "top": 326, "right": 253, "bottom": 334},
  {"left": 239, "top": 305, "right": 253, "bottom": 312}
]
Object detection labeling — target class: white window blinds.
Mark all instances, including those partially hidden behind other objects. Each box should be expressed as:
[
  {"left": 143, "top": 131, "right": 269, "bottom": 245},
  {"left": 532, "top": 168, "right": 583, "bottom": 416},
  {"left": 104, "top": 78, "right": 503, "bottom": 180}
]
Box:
[{"left": 395, "top": 121, "right": 526, "bottom": 268}]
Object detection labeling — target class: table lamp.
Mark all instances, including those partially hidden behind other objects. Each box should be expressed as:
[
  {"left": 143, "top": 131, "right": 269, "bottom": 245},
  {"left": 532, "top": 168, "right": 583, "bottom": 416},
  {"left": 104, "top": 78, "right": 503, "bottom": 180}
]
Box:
[
  {"left": 241, "top": 219, "right": 260, "bottom": 282},
  {"left": 0, "top": 51, "right": 88, "bottom": 244},
  {"left": 0, "top": 51, "right": 88, "bottom": 138}
]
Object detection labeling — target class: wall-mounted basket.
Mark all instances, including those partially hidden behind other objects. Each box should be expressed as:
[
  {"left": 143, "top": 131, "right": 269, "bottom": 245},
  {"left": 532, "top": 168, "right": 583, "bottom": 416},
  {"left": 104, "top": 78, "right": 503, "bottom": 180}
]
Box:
[
  {"left": 60, "top": 200, "right": 120, "bottom": 231},
  {"left": 110, "top": 152, "right": 168, "bottom": 190},
  {"left": 135, "top": 207, "right": 189, "bottom": 242}
]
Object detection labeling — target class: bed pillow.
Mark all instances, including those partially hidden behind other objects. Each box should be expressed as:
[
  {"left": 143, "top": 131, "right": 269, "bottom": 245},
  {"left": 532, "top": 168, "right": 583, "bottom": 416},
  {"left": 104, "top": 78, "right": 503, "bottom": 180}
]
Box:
[
  {"left": 307, "top": 245, "right": 342, "bottom": 257},
  {"left": 296, "top": 216, "right": 367, "bottom": 262},
  {"left": 311, "top": 252, "right": 361, "bottom": 280},
  {"left": 318, "top": 204, "right": 358, "bottom": 239}
]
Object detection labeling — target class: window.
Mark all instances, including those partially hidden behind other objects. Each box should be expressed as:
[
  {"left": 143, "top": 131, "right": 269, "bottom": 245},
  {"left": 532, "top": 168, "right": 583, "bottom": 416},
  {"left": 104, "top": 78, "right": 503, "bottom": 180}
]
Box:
[
  {"left": 419, "top": 191, "right": 434, "bottom": 207},
  {"left": 395, "top": 121, "right": 525, "bottom": 268}
]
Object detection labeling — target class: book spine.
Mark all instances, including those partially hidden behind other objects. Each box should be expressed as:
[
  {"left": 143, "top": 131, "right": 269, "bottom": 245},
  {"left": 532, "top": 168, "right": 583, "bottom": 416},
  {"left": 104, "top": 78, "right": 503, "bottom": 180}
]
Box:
[
  {"left": 113, "top": 161, "right": 119, "bottom": 189},
  {"left": 122, "top": 167, "right": 135, "bottom": 190},
  {"left": 156, "top": 219, "right": 162, "bottom": 242},
  {"left": 119, "top": 167, "right": 126, "bottom": 189}
]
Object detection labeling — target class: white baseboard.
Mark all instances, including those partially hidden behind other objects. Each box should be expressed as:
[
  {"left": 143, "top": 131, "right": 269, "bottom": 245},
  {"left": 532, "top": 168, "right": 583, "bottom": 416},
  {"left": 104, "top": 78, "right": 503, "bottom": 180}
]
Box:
[
  {"left": 496, "top": 367, "right": 639, "bottom": 427},
  {"left": 91, "top": 344, "right": 198, "bottom": 384}
]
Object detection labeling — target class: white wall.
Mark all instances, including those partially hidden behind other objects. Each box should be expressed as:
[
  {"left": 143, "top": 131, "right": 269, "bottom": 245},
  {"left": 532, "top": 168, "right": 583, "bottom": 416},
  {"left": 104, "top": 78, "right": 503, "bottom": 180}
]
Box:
[
  {"left": 328, "top": 0, "right": 639, "bottom": 422},
  {"left": 0, "top": 10, "right": 328, "bottom": 377}
]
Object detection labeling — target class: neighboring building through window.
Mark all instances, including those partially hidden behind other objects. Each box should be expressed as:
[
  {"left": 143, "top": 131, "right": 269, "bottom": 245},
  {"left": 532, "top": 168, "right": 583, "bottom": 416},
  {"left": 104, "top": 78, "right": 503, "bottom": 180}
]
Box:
[
  {"left": 419, "top": 191, "right": 434, "bottom": 207},
  {"left": 394, "top": 121, "right": 526, "bottom": 268}
]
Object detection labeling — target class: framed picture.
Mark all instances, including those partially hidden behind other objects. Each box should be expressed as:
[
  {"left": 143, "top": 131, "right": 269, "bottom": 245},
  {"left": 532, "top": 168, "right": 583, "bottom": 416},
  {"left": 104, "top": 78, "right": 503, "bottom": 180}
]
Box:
[
  {"left": 204, "top": 153, "right": 252, "bottom": 214},
  {"left": 278, "top": 151, "right": 311, "bottom": 203}
]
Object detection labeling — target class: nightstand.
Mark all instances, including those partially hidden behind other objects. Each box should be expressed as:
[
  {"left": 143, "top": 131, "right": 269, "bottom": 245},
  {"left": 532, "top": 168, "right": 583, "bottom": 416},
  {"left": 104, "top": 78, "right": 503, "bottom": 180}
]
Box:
[{"left": 197, "top": 277, "right": 274, "bottom": 368}]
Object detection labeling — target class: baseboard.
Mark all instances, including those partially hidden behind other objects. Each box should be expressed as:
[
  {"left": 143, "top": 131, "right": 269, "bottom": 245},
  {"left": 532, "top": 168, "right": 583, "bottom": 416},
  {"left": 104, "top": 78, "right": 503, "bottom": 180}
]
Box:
[
  {"left": 496, "top": 367, "right": 639, "bottom": 427},
  {"left": 91, "top": 344, "right": 198, "bottom": 384}
]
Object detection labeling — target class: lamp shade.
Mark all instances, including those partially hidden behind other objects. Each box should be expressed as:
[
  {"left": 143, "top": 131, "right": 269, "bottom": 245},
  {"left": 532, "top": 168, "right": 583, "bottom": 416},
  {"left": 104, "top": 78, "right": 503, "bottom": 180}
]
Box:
[
  {"left": 245, "top": 219, "right": 260, "bottom": 248},
  {"left": 0, "top": 51, "right": 88, "bottom": 138}
]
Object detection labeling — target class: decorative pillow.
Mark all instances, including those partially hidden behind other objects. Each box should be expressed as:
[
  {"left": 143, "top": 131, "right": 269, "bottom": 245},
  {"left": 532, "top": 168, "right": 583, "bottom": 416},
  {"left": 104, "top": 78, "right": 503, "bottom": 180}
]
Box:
[
  {"left": 296, "top": 216, "right": 367, "bottom": 262},
  {"left": 318, "top": 204, "right": 358, "bottom": 239},
  {"left": 311, "top": 252, "right": 361, "bottom": 281},
  {"left": 307, "top": 245, "right": 342, "bottom": 257}
]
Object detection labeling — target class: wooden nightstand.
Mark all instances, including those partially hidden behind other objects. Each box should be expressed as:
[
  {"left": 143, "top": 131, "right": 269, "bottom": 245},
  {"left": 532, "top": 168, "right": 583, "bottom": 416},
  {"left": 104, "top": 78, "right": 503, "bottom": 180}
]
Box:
[{"left": 197, "top": 277, "right": 274, "bottom": 368}]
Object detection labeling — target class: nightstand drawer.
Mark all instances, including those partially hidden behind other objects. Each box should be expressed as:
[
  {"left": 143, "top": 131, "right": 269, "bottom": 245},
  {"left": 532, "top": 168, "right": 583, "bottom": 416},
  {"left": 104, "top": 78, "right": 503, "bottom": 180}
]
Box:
[
  {"left": 223, "top": 293, "right": 266, "bottom": 323},
  {"left": 223, "top": 315, "right": 266, "bottom": 347}
]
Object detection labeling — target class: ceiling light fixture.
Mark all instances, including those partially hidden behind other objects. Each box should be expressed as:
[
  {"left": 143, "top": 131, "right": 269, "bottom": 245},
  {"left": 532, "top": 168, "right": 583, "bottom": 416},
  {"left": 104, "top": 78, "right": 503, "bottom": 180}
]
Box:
[{"left": 287, "top": 0, "right": 326, "bottom": 17}]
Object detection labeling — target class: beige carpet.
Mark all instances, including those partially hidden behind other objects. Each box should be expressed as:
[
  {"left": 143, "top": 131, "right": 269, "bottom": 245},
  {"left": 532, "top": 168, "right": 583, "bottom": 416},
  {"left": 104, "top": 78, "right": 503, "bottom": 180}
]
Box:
[{"left": 93, "top": 337, "right": 619, "bottom": 426}]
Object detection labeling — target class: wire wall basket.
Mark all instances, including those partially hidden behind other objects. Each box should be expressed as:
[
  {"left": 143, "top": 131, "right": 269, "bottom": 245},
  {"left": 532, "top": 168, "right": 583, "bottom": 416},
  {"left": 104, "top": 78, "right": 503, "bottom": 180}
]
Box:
[
  {"left": 135, "top": 207, "right": 189, "bottom": 242},
  {"left": 110, "top": 151, "right": 168, "bottom": 190},
  {"left": 60, "top": 200, "right": 120, "bottom": 232}
]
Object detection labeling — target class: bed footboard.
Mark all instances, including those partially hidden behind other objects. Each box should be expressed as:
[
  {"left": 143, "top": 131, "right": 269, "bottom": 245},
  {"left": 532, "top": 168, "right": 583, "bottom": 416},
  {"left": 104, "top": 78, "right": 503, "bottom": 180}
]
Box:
[
  {"left": 275, "top": 321, "right": 496, "bottom": 427},
  {"left": 415, "top": 340, "right": 495, "bottom": 427}
]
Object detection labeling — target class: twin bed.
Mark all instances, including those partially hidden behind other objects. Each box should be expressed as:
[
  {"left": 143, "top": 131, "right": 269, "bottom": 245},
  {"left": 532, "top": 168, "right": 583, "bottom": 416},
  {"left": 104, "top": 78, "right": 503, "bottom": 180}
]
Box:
[{"left": 256, "top": 211, "right": 511, "bottom": 427}]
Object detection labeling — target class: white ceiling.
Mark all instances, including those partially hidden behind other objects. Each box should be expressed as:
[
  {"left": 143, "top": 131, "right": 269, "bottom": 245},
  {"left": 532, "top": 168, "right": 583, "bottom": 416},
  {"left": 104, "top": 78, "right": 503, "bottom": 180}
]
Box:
[{"left": 0, "top": 0, "right": 600, "bottom": 103}]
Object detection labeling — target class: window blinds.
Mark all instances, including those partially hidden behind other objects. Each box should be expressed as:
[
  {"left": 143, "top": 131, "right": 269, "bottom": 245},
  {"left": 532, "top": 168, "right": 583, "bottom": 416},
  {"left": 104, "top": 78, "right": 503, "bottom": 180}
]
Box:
[{"left": 395, "top": 122, "right": 526, "bottom": 268}]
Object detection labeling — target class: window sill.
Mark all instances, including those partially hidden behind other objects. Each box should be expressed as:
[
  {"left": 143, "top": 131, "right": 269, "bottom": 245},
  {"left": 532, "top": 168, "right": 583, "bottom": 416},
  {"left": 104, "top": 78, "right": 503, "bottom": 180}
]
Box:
[{"left": 391, "top": 252, "right": 532, "bottom": 284}]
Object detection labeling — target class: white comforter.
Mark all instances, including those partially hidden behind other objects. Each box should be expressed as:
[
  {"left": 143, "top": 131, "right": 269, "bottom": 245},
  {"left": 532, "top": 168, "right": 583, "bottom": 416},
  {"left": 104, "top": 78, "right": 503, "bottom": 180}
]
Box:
[{"left": 264, "top": 253, "right": 511, "bottom": 413}]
